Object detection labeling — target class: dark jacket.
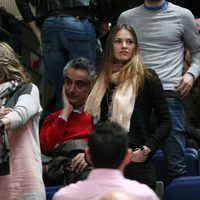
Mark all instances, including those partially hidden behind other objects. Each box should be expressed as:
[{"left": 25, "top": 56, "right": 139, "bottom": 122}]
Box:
[
  {"left": 15, "top": 0, "right": 91, "bottom": 23},
  {"left": 15, "top": 0, "right": 111, "bottom": 23},
  {"left": 100, "top": 69, "right": 171, "bottom": 156}
]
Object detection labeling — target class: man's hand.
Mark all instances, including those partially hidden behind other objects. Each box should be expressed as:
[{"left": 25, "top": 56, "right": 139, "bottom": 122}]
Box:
[
  {"left": 60, "top": 86, "right": 73, "bottom": 119},
  {"left": 70, "top": 153, "right": 88, "bottom": 173},
  {"left": 175, "top": 73, "right": 195, "bottom": 99},
  {"left": 195, "top": 18, "right": 200, "bottom": 31},
  {"left": 28, "top": 21, "right": 42, "bottom": 52}
]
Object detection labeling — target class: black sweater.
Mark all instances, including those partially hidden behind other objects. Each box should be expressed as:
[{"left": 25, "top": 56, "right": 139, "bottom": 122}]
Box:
[{"left": 101, "top": 69, "right": 171, "bottom": 155}]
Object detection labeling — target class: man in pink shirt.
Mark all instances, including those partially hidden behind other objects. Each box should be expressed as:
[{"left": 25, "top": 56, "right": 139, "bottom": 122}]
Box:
[{"left": 53, "top": 121, "right": 159, "bottom": 200}]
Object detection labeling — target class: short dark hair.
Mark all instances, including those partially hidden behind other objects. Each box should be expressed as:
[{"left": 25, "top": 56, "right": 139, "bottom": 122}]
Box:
[
  {"left": 63, "top": 57, "right": 96, "bottom": 81},
  {"left": 88, "top": 121, "right": 128, "bottom": 168}
]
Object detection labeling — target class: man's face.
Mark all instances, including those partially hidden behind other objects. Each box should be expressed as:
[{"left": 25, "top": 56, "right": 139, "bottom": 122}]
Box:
[{"left": 63, "top": 68, "right": 90, "bottom": 109}]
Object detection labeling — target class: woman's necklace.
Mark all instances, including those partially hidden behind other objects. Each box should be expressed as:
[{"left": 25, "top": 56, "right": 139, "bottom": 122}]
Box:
[{"left": 106, "top": 84, "right": 117, "bottom": 120}]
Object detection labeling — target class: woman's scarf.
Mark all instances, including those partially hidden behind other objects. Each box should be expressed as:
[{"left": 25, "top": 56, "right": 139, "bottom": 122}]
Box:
[
  {"left": 0, "top": 80, "right": 20, "bottom": 175},
  {"left": 0, "top": 80, "right": 20, "bottom": 109},
  {"left": 84, "top": 72, "right": 136, "bottom": 131}
]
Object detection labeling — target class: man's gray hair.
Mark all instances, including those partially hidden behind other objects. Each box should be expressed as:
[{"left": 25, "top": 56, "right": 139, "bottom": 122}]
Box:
[{"left": 63, "top": 57, "right": 96, "bottom": 81}]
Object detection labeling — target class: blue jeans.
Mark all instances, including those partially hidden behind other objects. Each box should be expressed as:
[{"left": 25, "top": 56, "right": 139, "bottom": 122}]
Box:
[
  {"left": 162, "top": 98, "right": 187, "bottom": 185},
  {"left": 41, "top": 16, "right": 96, "bottom": 110}
]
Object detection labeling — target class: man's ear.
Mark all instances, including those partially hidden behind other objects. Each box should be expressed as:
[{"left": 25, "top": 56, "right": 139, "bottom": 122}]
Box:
[
  {"left": 124, "top": 148, "right": 132, "bottom": 165},
  {"left": 85, "top": 146, "right": 92, "bottom": 165},
  {"left": 119, "top": 148, "right": 132, "bottom": 171}
]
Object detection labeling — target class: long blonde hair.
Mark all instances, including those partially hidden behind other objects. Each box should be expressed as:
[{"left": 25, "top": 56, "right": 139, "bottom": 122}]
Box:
[
  {"left": 99, "top": 24, "right": 149, "bottom": 94},
  {"left": 0, "top": 42, "right": 31, "bottom": 83}
]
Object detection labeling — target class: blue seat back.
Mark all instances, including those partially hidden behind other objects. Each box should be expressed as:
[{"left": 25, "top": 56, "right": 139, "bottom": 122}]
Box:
[
  {"left": 152, "top": 148, "right": 199, "bottom": 183},
  {"left": 164, "top": 176, "right": 200, "bottom": 200},
  {"left": 46, "top": 186, "right": 62, "bottom": 200}
]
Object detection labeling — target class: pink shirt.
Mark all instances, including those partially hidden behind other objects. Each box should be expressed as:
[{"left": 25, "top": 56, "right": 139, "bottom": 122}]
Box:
[
  {"left": 53, "top": 169, "right": 159, "bottom": 200},
  {"left": 0, "top": 84, "right": 45, "bottom": 200}
]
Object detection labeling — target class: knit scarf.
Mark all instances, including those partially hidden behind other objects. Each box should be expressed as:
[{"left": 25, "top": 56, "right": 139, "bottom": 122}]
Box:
[
  {"left": 0, "top": 80, "right": 20, "bottom": 109},
  {"left": 0, "top": 80, "right": 20, "bottom": 175},
  {"left": 84, "top": 72, "right": 136, "bottom": 131}
]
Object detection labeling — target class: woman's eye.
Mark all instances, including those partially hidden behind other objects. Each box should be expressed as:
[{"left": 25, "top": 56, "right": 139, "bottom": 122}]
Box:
[
  {"left": 114, "top": 40, "right": 122, "bottom": 44},
  {"left": 126, "top": 40, "right": 134, "bottom": 45},
  {"left": 114, "top": 40, "right": 134, "bottom": 45}
]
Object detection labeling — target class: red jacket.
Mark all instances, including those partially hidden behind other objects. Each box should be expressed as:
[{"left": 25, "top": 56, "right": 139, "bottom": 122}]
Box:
[{"left": 40, "top": 111, "right": 92, "bottom": 155}]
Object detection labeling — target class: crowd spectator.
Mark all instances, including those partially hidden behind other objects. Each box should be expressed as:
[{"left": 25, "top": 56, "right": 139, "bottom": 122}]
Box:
[
  {"left": 118, "top": 0, "right": 200, "bottom": 185},
  {"left": 182, "top": 18, "right": 200, "bottom": 149},
  {"left": 84, "top": 23, "right": 171, "bottom": 190},
  {"left": 15, "top": 0, "right": 99, "bottom": 111},
  {"left": 40, "top": 57, "right": 94, "bottom": 186},
  {"left": 0, "top": 42, "right": 45, "bottom": 200},
  {"left": 53, "top": 121, "right": 159, "bottom": 200}
]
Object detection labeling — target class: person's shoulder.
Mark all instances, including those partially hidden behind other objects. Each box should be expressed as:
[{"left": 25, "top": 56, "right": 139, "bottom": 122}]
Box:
[
  {"left": 53, "top": 181, "right": 86, "bottom": 200},
  {"left": 146, "top": 68, "right": 156, "bottom": 75},
  {"left": 168, "top": 2, "right": 194, "bottom": 17},
  {"left": 143, "top": 68, "right": 163, "bottom": 90},
  {"left": 31, "top": 83, "right": 39, "bottom": 89},
  {"left": 16, "top": 83, "right": 37, "bottom": 95},
  {"left": 29, "top": 83, "right": 40, "bottom": 93},
  {"left": 124, "top": 179, "right": 159, "bottom": 199},
  {"left": 145, "top": 68, "right": 159, "bottom": 80}
]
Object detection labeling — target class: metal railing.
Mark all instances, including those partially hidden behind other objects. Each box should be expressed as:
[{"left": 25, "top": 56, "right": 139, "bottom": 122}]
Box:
[{"left": 0, "top": 7, "right": 51, "bottom": 108}]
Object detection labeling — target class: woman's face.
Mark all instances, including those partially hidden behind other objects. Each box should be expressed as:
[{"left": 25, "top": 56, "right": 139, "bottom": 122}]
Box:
[{"left": 113, "top": 29, "right": 135, "bottom": 64}]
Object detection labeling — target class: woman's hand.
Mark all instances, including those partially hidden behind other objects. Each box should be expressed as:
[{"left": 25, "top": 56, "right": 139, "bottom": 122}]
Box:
[
  {"left": 131, "top": 148, "right": 148, "bottom": 163},
  {"left": 0, "top": 108, "right": 13, "bottom": 118}
]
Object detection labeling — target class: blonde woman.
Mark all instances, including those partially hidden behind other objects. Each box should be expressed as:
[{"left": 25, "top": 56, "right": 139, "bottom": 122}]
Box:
[
  {"left": 85, "top": 24, "right": 171, "bottom": 190},
  {"left": 0, "top": 42, "right": 45, "bottom": 199}
]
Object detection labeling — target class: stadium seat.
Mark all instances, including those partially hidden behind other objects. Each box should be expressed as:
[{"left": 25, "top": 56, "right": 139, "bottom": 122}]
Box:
[
  {"left": 46, "top": 186, "right": 62, "bottom": 200},
  {"left": 152, "top": 148, "right": 199, "bottom": 184},
  {"left": 164, "top": 176, "right": 200, "bottom": 200}
]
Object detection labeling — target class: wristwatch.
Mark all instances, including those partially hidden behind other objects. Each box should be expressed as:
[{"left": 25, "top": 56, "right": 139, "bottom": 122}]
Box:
[{"left": 141, "top": 145, "right": 151, "bottom": 156}]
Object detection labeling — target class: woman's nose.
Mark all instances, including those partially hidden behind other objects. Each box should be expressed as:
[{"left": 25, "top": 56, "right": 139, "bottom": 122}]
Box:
[{"left": 122, "top": 41, "right": 127, "bottom": 48}]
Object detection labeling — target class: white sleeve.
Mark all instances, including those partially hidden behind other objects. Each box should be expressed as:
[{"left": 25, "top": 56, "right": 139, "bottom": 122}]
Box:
[{"left": 5, "top": 84, "right": 42, "bottom": 129}]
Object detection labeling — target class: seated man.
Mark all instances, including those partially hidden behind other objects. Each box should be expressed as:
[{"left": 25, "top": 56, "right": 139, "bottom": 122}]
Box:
[
  {"left": 40, "top": 57, "right": 95, "bottom": 186},
  {"left": 53, "top": 121, "right": 159, "bottom": 200}
]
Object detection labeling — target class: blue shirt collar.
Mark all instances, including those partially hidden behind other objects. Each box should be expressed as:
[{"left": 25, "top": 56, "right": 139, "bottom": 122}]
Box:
[{"left": 144, "top": 1, "right": 168, "bottom": 11}]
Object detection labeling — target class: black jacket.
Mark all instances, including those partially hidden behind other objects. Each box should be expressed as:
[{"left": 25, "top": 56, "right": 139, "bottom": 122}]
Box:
[
  {"left": 15, "top": 0, "right": 91, "bottom": 23},
  {"left": 100, "top": 69, "right": 171, "bottom": 155},
  {"left": 15, "top": 0, "right": 109, "bottom": 23}
]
